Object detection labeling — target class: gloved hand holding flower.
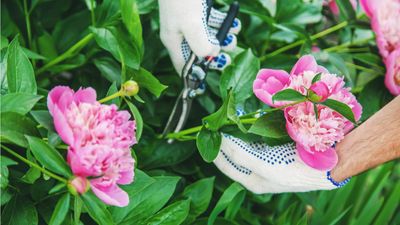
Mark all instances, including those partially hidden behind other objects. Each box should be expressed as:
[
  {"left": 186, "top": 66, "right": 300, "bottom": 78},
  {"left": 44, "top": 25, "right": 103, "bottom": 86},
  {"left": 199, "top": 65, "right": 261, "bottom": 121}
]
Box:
[{"left": 213, "top": 55, "right": 362, "bottom": 193}]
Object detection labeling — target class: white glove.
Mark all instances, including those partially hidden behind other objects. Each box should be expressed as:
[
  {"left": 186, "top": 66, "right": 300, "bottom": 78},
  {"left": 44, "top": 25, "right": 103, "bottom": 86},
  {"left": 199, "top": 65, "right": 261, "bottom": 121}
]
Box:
[
  {"left": 158, "top": 0, "right": 241, "bottom": 75},
  {"left": 214, "top": 134, "right": 350, "bottom": 194}
]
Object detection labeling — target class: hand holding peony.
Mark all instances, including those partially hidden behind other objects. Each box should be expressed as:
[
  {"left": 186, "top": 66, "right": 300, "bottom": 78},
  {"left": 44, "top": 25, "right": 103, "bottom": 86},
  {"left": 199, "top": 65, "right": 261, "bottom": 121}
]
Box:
[{"left": 215, "top": 55, "right": 400, "bottom": 193}]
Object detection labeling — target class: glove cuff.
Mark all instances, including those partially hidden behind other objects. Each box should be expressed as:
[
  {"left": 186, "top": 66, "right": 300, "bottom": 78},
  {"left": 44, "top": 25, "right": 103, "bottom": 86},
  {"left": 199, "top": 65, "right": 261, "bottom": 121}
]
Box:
[{"left": 326, "top": 171, "right": 351, "bottom": 188}]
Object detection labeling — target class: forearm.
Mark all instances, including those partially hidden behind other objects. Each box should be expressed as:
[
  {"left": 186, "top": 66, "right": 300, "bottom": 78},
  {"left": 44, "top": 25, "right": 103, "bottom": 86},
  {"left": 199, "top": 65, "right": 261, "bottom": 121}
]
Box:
[{"left": 331, "top": 96, "right": 400, "bottom": 181}]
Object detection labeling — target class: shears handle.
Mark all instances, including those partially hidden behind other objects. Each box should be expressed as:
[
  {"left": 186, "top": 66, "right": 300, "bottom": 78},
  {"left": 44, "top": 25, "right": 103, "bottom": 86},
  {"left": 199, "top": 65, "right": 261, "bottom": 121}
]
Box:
[{"left": 216, "top": 2, "right": 240, "bottom": 45}]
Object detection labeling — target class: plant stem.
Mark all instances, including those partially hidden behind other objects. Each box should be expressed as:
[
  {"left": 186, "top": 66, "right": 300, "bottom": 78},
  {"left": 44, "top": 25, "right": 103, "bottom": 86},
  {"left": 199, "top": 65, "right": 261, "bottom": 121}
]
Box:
[
  {"left": 98, "top": 90, "right": 123, "bottom": 103},
  {"left": 23, "top": 0, "right": 32, "bottom": 49},
  {"left": 36, "top": 33, "right": 94, "bottom": 75},
  {"left": 90, "top": 0, "right": 96, "bottom": 26},
  {"left": 1, "top": 144, "right": 67, "bottom": 183},
  {"left": 165, "top": 100, "right": 304, "bottom": 140},
  {"left": 324, "top": 37, "right": 373, "bottom": 52},
  {"left": 345, "top": 62, "right": 377, "bottom": 73},
  {"left": 260, "top": 21, "right": 348, "bottom": 61}
]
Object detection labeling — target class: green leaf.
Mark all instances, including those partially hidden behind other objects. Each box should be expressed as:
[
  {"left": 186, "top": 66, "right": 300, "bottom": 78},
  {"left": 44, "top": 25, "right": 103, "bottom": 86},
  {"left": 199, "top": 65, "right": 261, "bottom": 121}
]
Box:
[
  {"left": 21, "top": 150, "right": 41, "bottom": 184},
  {"left": 353, "top": 172, "right": 390, "bottom": 225},
  {"left": 312, "top": 73, "right": 322, "bottom": 84},
  {"left": 224, "top": 189, "right": 246, "bottom": 220},
  {"left": 49, "top": 193, "right": 70, "bottom": 225},
  {"left": 203, "top": 99, "right": 229, "bottom": 132},
  {"left": 181, "top": 177, "right": 215, "bottom": 222},
  {"left": 137, "top": 0, "right": 157, "bottom": 14},
  {"left": 1, "top": 188, "right": 13, "bottom": 206},
  {"left": 30, "top": 111, "right": 54, "bottom": 131},
  {"left": 48, "top": 183, "right": 66, "bottom": 194},
  {"left": 0, "top": 112, "right": 39, "bottom": 147},
  {"left": 125, "top": 100, "right": 143, "bottom": 142},
  {"left": 6, "top": 37, "right": 37, "bottom": 94},
  {"left": 248, "top": 110, "right": 289, "bottom": 139},
  {"left": 374, "top": 182, "right": 400, "bottom": 225},
  {"left": 1, "top": 93, "right": 42, "bottom": 115},
  {"left": 196, "top": 127, "right": 222, "bottom": 163},
  {"left": 144, "top": 199, "right": 190, "bottom": 225},
  {"left": 111, "top": 175, "right": 180, "bottom": 225},
  {"left": 105, "top": 82, "right": 121, "bottom": 106},
  {"left": 22, "top": 47, "right": 47, "bottom": 60},
  {"left": 119, "top": 0, "right": 143, "bottom": 54},
  {"left": 52, "top": 11, "right": 91, "bottom": 52},
  {"left": 335, "top": 0, "right": 356, "bottom": 21},
  {"left": 93, "top": 57, "right": 121, "bottom": 85},
  {"left": 1, "top": 35, "right": 9, "bottom": 50},
  {"left": 140, "top": 140, "right": 196, "bottom": 169},
  {"left": 82, "top": 191, "right": 115, "bottom": 225},
  {"left": 26, "top": 136, "right": 72, "bottom": 177},
  {"left": 275, "top": 0, "right": 322, "bottom": 24},
  {"left": 90, "top": 26, "right": 141, "bottom": 70},
  {"left": 321, "top": 99, "right": 356, "bottom": 123},
  {"left": 0, "top": 156, "right": 17, "bottom": 189},
  {"left": 227, "top": 93, "right": 247, "bottom": 133},
  {"left": 2, "top": 196, "right": 38, "bottom": 225},
  {"left": 272, "top": 89, "right": 306, "bottom": 103},
  {"left": 358, "top": 77, "right": 392, "bottom": 121},
  {"left": 220, "top": 49, "right": 260, "bottom": 103},
  {"left": 208, "top": 182, "right": 245, "bottom": 225},
  {"left": 127, "top": 67, "right": 167, "bottom": 98}
]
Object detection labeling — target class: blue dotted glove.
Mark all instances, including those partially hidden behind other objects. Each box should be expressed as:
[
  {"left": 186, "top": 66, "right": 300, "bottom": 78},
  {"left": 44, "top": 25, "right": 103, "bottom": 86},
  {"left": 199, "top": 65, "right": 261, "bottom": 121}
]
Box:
[
  {"left": 159, "top": 0, "right": 241, "bottom": 75},
  {"left": 213, "top": 109, "right": 350, "bottom": 194}
]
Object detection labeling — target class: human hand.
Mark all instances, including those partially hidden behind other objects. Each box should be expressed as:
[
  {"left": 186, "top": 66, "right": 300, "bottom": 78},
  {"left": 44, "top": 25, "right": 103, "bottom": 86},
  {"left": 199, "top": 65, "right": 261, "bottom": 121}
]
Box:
[
  {"left": 158, "top": 0, "right": 241, "bottom": 75},
  {"left": 214, "top": 134, "right": 350, "bottom": 194}
]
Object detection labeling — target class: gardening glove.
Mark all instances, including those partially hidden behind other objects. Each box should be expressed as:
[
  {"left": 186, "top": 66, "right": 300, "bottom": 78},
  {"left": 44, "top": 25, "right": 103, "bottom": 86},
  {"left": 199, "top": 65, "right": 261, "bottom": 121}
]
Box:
[
  {"left": 158, "top": 0, "right": 241, "bottom": 75},
  {"left": 214, "top": 135, "right": 350, "bottom": 194}
]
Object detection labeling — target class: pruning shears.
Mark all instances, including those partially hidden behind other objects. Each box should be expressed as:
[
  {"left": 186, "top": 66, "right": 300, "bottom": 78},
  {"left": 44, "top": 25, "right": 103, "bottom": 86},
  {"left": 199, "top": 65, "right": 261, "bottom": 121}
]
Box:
[{"left": 162, "top": 1, "right": 240, "bottom": 142}]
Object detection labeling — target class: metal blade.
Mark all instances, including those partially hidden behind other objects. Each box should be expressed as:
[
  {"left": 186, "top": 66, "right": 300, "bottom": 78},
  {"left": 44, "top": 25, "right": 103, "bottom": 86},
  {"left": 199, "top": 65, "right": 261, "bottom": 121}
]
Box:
[{"left": 162, "top": 90, "right": 184, "bottom": 136}]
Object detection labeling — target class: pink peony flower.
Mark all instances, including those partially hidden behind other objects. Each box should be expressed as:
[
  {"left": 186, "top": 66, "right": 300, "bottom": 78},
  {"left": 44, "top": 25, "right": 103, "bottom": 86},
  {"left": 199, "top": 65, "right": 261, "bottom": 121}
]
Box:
[
  {"left": 326, "top": 0, "right": 358, "bottom": 15},
  {"left": 48, "top": 86, "right": 136, "bottom": 207},
  {"left": 361, "top": 0, "right": 400, "bottom": 58},
  {"left": 254, "top": 55, "right": 362, "bottom": 170},
  {"left": 253, "top": 69, "right": 290, "bottom": 107},
  {"left": 384, "top": 49, "right": 400, "bottom": 95}
]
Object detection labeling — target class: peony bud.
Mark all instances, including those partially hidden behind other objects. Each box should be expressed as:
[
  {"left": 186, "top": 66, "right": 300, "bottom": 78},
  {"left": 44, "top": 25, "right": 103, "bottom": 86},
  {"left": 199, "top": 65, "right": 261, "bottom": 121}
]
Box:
[
  {"left": 68, "top": 176, "right": 90, "bottom": 195},
  {"left": 308, "top": 81, "right": 329, "bottom": 102},
  {"left": 122, "top": 80, "right": 139, "bottom": 96}
]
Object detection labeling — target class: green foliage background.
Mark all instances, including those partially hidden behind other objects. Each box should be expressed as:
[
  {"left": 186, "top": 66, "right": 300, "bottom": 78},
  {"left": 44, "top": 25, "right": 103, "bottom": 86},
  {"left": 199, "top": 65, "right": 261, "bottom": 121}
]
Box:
[{"left": 1, "top": 0, "right": 399, "bottom": 224}]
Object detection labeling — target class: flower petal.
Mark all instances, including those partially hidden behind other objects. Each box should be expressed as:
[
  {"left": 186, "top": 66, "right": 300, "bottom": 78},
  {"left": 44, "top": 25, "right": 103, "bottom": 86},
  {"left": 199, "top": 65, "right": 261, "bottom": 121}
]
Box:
[
  {"left": 360, "top": 0, "right": 376, "bottom": 18},
  {"left": 74, "top": 87, "right": 98, "bottom": 104},
  {"left": 290, "top": 55, "right": 318, "bottom": 75},
  {"left": 384, "top": 50, "right": 400, "bottom": 96},
  {"left": 47, "top": 86, "right": 74, "bottom": 115},
  {"left": 253, "top": 69, "right": 289, "bottom": 107},
  {"left": 118, "top": 169, "right": 135, "bottom": 185},
  {"left": 256, "top": 69, "right": 290, "bottom": 84},
  {"left": 297, "top": 144, "right": 338, "bottom": 170},
  {"left": 52, "top": 105, "right": 74, "bottom": 146},
  {"left": 90, "top": 182, "right": 129, "bottom": 207}
]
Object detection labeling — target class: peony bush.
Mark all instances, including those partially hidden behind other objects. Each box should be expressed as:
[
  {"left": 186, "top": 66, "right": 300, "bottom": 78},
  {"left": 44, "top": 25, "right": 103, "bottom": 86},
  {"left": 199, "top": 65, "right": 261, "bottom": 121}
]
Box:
[{"left": 1, "top": 0, "right": 399, "bottom": 225}]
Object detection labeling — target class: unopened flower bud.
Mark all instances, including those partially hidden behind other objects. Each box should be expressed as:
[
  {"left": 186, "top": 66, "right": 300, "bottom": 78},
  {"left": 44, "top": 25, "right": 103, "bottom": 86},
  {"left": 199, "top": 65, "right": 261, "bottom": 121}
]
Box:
[
  {"left": 68, "top": 176, "right": 90, "bottom": 195},
  {"left": 122, "top": 80, "right": 139, "bottom": 96},
  {"left": 308, "top": 81, "right": 329, "bottom": 102}
]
